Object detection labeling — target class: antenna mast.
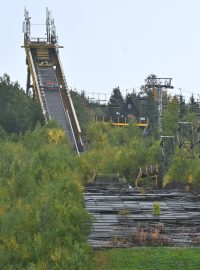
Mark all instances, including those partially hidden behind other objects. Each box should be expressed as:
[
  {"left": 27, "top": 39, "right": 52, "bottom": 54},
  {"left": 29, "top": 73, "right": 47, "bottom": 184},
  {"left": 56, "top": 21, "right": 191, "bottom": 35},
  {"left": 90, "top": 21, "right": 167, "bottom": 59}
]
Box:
[
  {"left": 23, "top": 8, "right": 31, "bottom": 43},
  {"left": 46, "top": 7, "right": 57, "bottom": 44}
]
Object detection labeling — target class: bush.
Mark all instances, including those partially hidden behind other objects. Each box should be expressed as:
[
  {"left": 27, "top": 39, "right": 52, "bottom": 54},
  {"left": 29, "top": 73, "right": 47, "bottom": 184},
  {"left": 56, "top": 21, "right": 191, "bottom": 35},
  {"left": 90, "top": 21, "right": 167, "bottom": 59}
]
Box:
[
  {"left": 152, "top": 202, "right": 160, "bottom": 216},
  {"left": 0, "top": 126, "right": 92, "bottom": 269}
]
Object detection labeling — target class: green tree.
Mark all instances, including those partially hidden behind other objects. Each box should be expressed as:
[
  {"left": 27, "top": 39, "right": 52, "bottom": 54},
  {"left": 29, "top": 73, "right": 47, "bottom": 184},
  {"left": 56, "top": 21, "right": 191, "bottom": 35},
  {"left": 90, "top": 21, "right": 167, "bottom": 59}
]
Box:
[
  {"left": 162, "top": 97, "right": 179, "bottom": 135},
  {"left": 106, "top": 87, "right": 124, "bottom": 118},
  {"left": 121, "top": 93, "right": 139, "bottom": 118},
  {"left": 70, "top": 90, "right": 93, "bottom": 133},
  {"left": 138, "top": 74, "right": 158, "bottom": 132},
  {"left": 0, "top": 126, "right": 92, "bottom": 269},
  {"left": 0, "top": 73, "right": 44, "bottom": 134}
]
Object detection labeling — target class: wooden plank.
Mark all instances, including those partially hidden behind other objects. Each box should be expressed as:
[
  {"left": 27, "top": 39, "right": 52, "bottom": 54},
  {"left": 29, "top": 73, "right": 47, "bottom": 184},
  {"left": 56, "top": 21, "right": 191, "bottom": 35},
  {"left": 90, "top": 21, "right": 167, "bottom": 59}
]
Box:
[{"left": 85, "top": 187, "right": 200, "bottom": 248}]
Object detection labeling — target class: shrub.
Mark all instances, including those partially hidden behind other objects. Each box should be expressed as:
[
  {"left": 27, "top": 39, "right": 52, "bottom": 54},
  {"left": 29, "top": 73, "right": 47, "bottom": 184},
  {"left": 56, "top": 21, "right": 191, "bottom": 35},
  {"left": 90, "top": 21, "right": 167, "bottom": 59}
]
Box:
[
  {"left": 152, "top": 202, "right": 160, "bottom": 216},
  {"left": 0, "top": 126, "right": 92, "bottom": 269}
]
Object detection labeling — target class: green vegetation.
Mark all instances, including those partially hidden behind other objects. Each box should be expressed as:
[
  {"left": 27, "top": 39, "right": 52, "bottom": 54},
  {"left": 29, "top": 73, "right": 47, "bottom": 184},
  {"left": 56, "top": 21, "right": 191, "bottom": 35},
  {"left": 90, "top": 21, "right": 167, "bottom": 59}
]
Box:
[
  {"left": 0, "top": 125, "right": 92, "bottom": 269},
  {"left": 152, "top": 202, "right": 160, "bottom": 216},
  {"left": 0, "top": 75, "right": 93, "bottom": 269},
  {"left": 0, "top": 73, "right": 44, "bottom": 134},
  {"left": 106, "top": 87, "right": 124, "bottom": 118},
  {"left": 1, "top": 73, "right": 200, "bottom": 268},
  {"left": 80, "top": 121, "right": 162, "bottom": 182},
  {"left": 94, "top": 248, "right": 200, "bottom": 270},
  {"left": 70, "top": 90, "right": 93, "bottom": 132}
]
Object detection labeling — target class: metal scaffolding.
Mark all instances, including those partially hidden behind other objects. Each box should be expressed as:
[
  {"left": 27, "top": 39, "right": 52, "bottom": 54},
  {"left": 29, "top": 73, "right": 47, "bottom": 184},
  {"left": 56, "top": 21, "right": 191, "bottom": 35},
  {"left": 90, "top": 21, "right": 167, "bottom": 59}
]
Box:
[
  {"left": 177, "top": 122, "right": 195, "bottom": 159},
  {"left": 146, "top": 78, "right": 173, "bottom": 133},
  {"left": 160, "top": 136, "right": 175, "bottom": 175}
]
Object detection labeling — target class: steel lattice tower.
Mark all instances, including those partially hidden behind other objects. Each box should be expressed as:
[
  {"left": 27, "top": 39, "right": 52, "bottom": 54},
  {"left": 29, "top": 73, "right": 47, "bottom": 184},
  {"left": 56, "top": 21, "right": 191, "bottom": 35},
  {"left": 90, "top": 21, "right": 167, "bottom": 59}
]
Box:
[
  {"left": 146, "top": 78, "right": 173, "bottom": 133},
  {"left": 177, "top": 122, "right": 195, "bottom": 159},
  {"left": 160, "top": 136, "right": 175, "bottom": 175}
]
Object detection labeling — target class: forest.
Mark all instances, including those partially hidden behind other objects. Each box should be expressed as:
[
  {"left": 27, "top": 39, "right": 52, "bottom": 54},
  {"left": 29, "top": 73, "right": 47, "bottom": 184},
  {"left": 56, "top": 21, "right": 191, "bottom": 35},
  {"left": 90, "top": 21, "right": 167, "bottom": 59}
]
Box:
[{"left": 1, "top": 74, "right": 200, "bottom": 269}]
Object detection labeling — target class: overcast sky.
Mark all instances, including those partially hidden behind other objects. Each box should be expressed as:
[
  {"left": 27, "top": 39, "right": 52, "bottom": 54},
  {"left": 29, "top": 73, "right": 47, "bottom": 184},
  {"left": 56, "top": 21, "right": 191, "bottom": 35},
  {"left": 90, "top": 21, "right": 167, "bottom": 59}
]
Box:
[{"left": 1, "top": 0, "right": 200, "bottom": 99}]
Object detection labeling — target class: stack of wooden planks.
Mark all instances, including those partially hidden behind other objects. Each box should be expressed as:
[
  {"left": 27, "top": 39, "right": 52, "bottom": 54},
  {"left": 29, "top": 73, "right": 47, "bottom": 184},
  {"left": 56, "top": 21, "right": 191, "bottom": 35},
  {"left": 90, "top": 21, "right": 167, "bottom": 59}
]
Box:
[{"left": 85, "top": 184, "right": 200, "bottom": 248}]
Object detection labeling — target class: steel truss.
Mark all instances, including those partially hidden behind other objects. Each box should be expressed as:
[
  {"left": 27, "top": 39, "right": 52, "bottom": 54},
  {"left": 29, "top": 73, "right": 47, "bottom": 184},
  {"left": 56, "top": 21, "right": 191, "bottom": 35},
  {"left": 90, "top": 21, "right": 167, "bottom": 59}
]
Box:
[{"left": 177, "top": 122, "right": 195, "bottom": 159}]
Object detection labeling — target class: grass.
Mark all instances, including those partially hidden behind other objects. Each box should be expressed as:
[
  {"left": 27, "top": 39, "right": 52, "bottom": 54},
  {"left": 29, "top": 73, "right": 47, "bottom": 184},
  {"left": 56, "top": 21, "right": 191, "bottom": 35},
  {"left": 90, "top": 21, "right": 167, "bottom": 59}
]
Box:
[{"left": 93, "top": 247, "right": 200, "bottom": 270}]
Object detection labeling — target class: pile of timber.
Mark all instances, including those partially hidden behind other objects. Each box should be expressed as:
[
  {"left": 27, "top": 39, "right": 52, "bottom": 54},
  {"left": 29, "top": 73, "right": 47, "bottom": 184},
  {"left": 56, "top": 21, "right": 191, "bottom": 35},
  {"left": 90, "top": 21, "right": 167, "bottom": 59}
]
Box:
[
  {"left": 85, "top": 180, "right": 200, "bottom": 248},
  {"left": 85, "top": 174, "right": 128, "bottom": 190}
]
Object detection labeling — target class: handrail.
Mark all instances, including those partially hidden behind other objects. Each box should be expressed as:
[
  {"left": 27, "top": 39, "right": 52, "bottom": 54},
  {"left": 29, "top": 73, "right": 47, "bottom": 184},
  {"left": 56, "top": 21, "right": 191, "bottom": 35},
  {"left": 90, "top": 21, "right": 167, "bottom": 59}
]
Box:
[
  {"left": 58, "top": 89, "right": 79, "bottom": 154},
  {"left": 66, "top": 109, "right": 80, "bottom": 155},
  {"left": 27, "top": 49, "right": 50, "bottom": 120},
  {"left": 55, "top": 48, "right": 81, "bottom": 134}
]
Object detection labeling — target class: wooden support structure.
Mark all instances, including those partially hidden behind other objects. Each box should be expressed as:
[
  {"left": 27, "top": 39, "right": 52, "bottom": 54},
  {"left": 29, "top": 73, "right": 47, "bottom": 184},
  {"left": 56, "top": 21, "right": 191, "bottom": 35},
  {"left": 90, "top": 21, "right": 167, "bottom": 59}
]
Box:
[
  {"left": 135, "top": 164, "right": 159, "bottom": 190},
  {"left": 85, "top": 184, "right": 200, "bottom": 248}
]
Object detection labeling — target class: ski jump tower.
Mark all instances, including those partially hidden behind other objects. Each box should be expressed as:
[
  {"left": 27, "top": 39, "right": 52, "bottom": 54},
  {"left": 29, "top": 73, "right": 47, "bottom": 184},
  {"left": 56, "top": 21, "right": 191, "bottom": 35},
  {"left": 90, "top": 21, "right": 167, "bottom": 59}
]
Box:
[{"left": 22, "top": 8, "right": 83, "bottom": 153}]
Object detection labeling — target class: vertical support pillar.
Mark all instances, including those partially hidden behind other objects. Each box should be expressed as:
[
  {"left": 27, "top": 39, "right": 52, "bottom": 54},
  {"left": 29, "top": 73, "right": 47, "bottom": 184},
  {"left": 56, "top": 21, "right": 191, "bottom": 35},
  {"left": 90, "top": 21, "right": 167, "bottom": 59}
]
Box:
[
  {"left": 158, "top": 87, "right": 163, "bottom": 133},
  {"left": 197, "top": 124, "right": 200, "bottom": 158},
  {"left": 46, "top": 8, "right": 51, "bottom": 43},
  {"left": 145, "top": 77, "right": 173, "bottom": 134},
  {"left": 23, "top": 8, "right": 31, "bottom": 43},
  {"left": 177, "top": 122, "right": 195, "bottom": 159},
  {"left": 160, "top": 136, "right": 175, "bottom": 176},
  {"left": 26, "top": 66, "right": 31, "bottom": 95}
]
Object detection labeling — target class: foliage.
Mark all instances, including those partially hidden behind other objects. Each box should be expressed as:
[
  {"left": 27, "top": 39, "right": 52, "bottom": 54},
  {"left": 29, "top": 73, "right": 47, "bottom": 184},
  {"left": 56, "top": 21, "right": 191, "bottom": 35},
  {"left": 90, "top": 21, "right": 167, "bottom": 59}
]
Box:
[
  {"left": 80, "top": 122, "right": 161, "bottom": 182},
  {"left": 70, "top": 90, "right": 94, "bottom": 133},
  {"left": 118, "top": 208, "right": 130, "bottom": 217},
  {"left": 0, "top": 74, "right": 44, "bottom": 134},
  {"left": 2, "top": 73, "right": 200, "bottom": 269},
  {"left": 106, "top": 87, "right": 124, "bottom": 118},
  {"left": 0, "top": 125, "right": 7, "bottom": 140},
  {"left": 152, "top": 202, "right": 160, "bottom": 216},
  {"left": 94, "top": 248, "right": 200, "bottom": 270},
  {"left": 121, "top": 93, "right": 138, "bottom": 117},
  {"left": 0, "top": 126, "right": 92, "bottom": 269},
  {"left": 162, "top": 97, "right": 179, "bottom": 135},
  {"left": 48, "top": 129, "right": 65, "bottom": 144},
  {"left": 166, "top": 150, "right": 200, "bottom": 189}
]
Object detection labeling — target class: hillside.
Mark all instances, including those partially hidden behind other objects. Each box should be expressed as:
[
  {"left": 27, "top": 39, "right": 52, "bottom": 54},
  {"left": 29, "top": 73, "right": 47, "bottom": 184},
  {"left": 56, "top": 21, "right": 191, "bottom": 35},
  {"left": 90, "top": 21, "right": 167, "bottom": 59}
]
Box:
[{"left": 1, "top": 74, "right": 200, "bottom": 269}]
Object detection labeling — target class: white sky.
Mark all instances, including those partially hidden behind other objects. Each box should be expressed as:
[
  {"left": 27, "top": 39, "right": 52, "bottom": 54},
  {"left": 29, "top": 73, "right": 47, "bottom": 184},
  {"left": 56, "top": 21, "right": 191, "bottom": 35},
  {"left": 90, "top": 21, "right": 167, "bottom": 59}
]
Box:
[{"left": 0, "top": 0, "right": 200, "bottom": 99}]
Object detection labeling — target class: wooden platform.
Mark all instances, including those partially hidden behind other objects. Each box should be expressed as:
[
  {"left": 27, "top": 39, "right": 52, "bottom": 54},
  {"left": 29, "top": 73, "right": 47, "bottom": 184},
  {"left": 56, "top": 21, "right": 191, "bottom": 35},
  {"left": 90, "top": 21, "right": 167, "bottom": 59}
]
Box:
[{"left": 85, "top": 185, "right": 200, "bottom": 248}]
